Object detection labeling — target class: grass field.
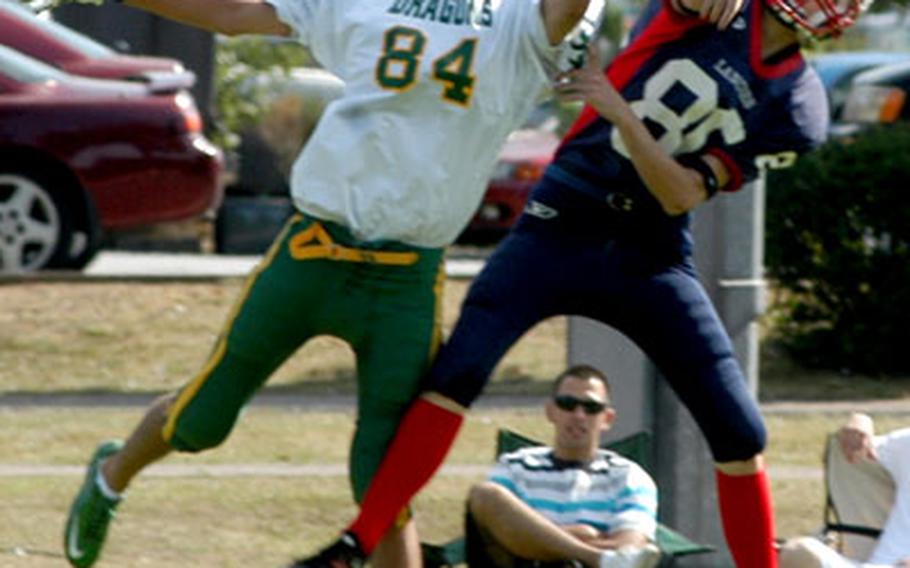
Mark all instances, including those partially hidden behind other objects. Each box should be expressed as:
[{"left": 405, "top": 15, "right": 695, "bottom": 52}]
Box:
[
  {"left": 2, "top": 279, "right": 908, "bottom": 399},
  {"left": 1, "top": 279, "right": 909, "bottom": 566},
  {"left": 1, "top": 408, "right": 908, "bottom": 567},
  {"left": 0, "top": 280, "right": 564, "bottom": 395}
]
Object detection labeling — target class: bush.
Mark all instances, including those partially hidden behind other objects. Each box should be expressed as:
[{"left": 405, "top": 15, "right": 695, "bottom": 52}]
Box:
[
  {"left": 212, "top": 36, "right": 313, "bottom": 150},
  {"left": 765, "top": 124, "right": 910, "bottom": 375}
]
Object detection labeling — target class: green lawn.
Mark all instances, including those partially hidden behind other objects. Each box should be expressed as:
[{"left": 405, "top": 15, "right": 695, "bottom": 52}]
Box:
[
  {"left": 1, "top": 407, "right": 907, "bottom": 566},
  {"left": 2, "top": 279, "right": 908, "bottom": 565}
]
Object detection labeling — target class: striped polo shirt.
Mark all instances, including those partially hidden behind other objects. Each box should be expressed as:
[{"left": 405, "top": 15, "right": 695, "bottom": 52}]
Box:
[{"left": 488, "top": 446, "right": 658, "bottom": 538}]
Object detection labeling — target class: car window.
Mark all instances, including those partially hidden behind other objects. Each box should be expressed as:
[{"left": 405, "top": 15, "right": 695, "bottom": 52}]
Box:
[
  {"left": 0, "top": 44, "right": 69, "bottom": 83},
  {"left": 0, "top": 0, "right": 114, "bottom": 58}
]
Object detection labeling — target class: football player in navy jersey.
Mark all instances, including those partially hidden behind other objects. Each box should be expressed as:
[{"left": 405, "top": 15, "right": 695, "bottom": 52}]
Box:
[{"left": 306, "top": 0, "right": 869, "bottom": 566}]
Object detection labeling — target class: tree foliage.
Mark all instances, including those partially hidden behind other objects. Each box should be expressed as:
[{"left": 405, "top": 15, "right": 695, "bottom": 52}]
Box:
[
  {"left": 211, "top": 37, "right": 313, "bottom": 149},
  {"left": 765, "top": 124, "right": 910, "bottom": 375}
]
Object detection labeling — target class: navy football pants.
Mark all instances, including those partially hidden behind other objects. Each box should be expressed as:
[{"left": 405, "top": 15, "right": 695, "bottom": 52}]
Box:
[{"left": 427, "top": 183, "right": 766, "bottom": 463}]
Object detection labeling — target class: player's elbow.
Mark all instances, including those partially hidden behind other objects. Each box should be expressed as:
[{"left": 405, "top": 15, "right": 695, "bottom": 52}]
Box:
[
  {"left": 659, "top": 169, "right": 708, "bottom": 215},
  {"left": 659, "top": 189, "right": 701, "bottom": 216},
  {"left": 214, "top": 24, "right": 244, "bottom": 37},
  {"left": 194, "top": 13, "right": 243, "bottom": 36}
]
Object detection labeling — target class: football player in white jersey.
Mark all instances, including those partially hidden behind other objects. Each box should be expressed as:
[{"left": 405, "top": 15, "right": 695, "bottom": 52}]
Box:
[{"left": 62, "top": 1, "right": 596, "bottom": 567}]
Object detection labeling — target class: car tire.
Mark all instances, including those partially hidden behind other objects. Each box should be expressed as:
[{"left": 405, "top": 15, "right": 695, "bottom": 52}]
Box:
[{"left": 0, "top": 167, "right": 98, "bottom": 272}]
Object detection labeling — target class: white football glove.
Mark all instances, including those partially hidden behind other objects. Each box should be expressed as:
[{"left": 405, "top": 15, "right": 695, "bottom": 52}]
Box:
[{"left": 557, "top": 0, "right": 608, "bottom": 70}]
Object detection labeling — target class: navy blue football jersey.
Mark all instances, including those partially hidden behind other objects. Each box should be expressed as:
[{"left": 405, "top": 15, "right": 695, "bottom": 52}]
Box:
[{"left": 548, "top": 0, "right": 828, "bottom": 205}]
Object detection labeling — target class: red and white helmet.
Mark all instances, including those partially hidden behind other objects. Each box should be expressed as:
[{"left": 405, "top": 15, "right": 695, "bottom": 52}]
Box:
[{"left": 764, "top": 0, "right": 870, "bottom": 39}]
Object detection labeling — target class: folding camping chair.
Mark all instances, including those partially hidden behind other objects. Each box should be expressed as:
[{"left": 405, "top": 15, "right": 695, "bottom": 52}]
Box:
[
  {"left": 820, "top": 432, "right": 894, "bottom": 560},
  {"left": 422, "top": 429, "right": 714, "bottom": 567}
]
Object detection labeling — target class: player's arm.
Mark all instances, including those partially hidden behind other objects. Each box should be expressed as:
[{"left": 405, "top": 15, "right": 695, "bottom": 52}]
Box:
[
  {"left": 540, "top": 0, "right": 593, "bottom": 44},
  {"left": 121, "top": 0, "right": 291, "bottom": 37},
  {"left": 606, "top": 114, "right": 726, "bottom": 215},
  {"left": 670, "top": 0, "right": 744, "bottom": 29},
  {"left": 554, "top": 46, "right": 726, "bottom": 216}
]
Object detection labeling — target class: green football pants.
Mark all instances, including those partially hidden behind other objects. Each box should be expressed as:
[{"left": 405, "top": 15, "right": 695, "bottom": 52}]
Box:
[{"left": 162, "top": 212, "right": 445, "bottom": 500}]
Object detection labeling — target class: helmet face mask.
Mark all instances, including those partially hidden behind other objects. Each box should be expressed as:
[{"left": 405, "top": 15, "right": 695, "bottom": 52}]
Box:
[{"left": 764, "top": 0, "right": 869, "bottom": 39}]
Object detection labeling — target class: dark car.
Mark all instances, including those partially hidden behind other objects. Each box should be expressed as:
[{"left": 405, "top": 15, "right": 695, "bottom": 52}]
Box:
[
  {"left": 0, "top": 45, "right": 222, "bottom": 272},
  {"left": 0, "top": 0, "right": 195, "bottom": 88}
]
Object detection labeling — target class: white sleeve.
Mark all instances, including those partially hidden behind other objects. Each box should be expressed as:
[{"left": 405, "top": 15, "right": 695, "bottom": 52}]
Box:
[
  {"left": 264, "top": 0, "right": 339, "bottom": 69},
  {"left": 876, "top": 428, "right": 910, "bottom": 481},
  {"left": 610, "top": 463, "right": 659, "bottom": 539},
  {"left": 866, "top": 429, "right": 910, "bottom": 565},
  {"left": 487, "top": 452, "right": 528, "bottom": 499},
  {"left": 498, "top": 0, "right": 561, "bottom": 72}
]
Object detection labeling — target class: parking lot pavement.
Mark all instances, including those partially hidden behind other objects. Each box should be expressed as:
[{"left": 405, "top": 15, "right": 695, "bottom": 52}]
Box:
[{"left": 82, "top": 251, "right": 484, "bottom": 279}]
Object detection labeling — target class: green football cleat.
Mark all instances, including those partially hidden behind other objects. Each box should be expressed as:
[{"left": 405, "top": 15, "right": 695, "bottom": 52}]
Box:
[{"left": 64, "top": 440, "right": 124, "bottom": 568}]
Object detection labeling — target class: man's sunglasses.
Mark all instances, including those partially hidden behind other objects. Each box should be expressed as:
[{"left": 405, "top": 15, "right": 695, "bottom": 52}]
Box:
[{"left": 553, "top": 395, "right": 609, "bottom": 415}]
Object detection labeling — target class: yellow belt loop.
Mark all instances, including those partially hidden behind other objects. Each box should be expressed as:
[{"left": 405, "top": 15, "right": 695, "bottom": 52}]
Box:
[{"left": 288, "top": 222, "right": 419, "bottom": 266}]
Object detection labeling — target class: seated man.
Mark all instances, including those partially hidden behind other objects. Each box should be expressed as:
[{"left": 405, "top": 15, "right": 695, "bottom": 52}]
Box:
[
  {"left": 780, "top": 413, "right": 910, "bottom": 568},
  {"left": 467, "top": 365, "right": 660, "bottom": 568}
]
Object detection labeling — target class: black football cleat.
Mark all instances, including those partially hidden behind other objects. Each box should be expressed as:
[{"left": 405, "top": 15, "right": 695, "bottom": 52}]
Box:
[{"left": 287, "top": 532, "right": 366, "bottom": 568}]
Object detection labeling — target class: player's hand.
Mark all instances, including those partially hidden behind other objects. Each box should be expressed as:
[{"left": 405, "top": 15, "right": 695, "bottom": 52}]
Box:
[
  {"left": 696, "top": 0, "right": 744, "bottom": 29},
  {"left": 838, "top": 425, "right": 877, "bottom": 464},
  {"left": 553, "top": 45, "right": 624, "bottom": 122}
]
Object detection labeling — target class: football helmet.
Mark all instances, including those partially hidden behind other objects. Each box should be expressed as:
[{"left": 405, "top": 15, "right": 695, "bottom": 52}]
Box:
[{"left": 764, "top": 0, "right": 870, "bottom": 39}]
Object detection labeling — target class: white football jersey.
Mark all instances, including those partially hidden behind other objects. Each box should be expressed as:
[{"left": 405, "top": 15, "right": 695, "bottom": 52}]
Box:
[{"left": 267, "top": 0, "right": 560, "bottom": 247}]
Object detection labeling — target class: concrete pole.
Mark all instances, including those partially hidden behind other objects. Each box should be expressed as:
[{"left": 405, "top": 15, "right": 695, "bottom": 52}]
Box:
[{"left": 568, "top": 177, "right": 766, "bottom": 567}]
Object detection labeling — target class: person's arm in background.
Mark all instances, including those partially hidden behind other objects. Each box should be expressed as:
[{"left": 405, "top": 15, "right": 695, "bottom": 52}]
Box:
[
  {"left": 120, "top": 0, "right": 290, "bottom": 36},
  {"left": 565, "top": 460, "right": 657, "bottom": 551},
  {"left": 838, "top": 413, "right": 878, "bottom": 464},
  {"left": 565, "top": 524, "right": 650, "bottom": 549}
]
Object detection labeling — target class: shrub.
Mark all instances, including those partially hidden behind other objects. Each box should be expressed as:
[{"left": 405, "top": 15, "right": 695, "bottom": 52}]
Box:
[
  {"left": 212, "top": 36, "right": 313, "bottom": 150},
  {"left": 765, "top": 124, "right": 910, "bottom": 375}
]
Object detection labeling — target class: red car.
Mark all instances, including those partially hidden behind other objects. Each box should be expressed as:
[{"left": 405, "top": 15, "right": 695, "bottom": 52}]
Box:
[
  {"left": 0, "top": 0, "right": 195, "bottom": 87},
  {"left": 0, "top": 44, "right": 222, "bottom": 272},
  {"left": 462, "top": 126, "right": 559, "bottom": 242}
]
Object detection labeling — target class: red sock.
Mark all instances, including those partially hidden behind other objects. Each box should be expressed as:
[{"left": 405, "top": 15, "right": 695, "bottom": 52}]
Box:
[
  {"left": 349, "top": 397, "right": 464, "bottom": 553},
  {"left": 716, "top": 468, "right": 778, "bottom": 568}
]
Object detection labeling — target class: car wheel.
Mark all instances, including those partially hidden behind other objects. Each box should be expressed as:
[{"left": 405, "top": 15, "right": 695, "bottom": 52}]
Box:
[{"left": 0, "top": 169, "right": 95, "bottom": 272}]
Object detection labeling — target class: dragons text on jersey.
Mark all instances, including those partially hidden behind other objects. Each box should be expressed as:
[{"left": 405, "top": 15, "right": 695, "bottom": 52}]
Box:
[{"left": 388, "top": 0, "right": 494, "bottom": 27}]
